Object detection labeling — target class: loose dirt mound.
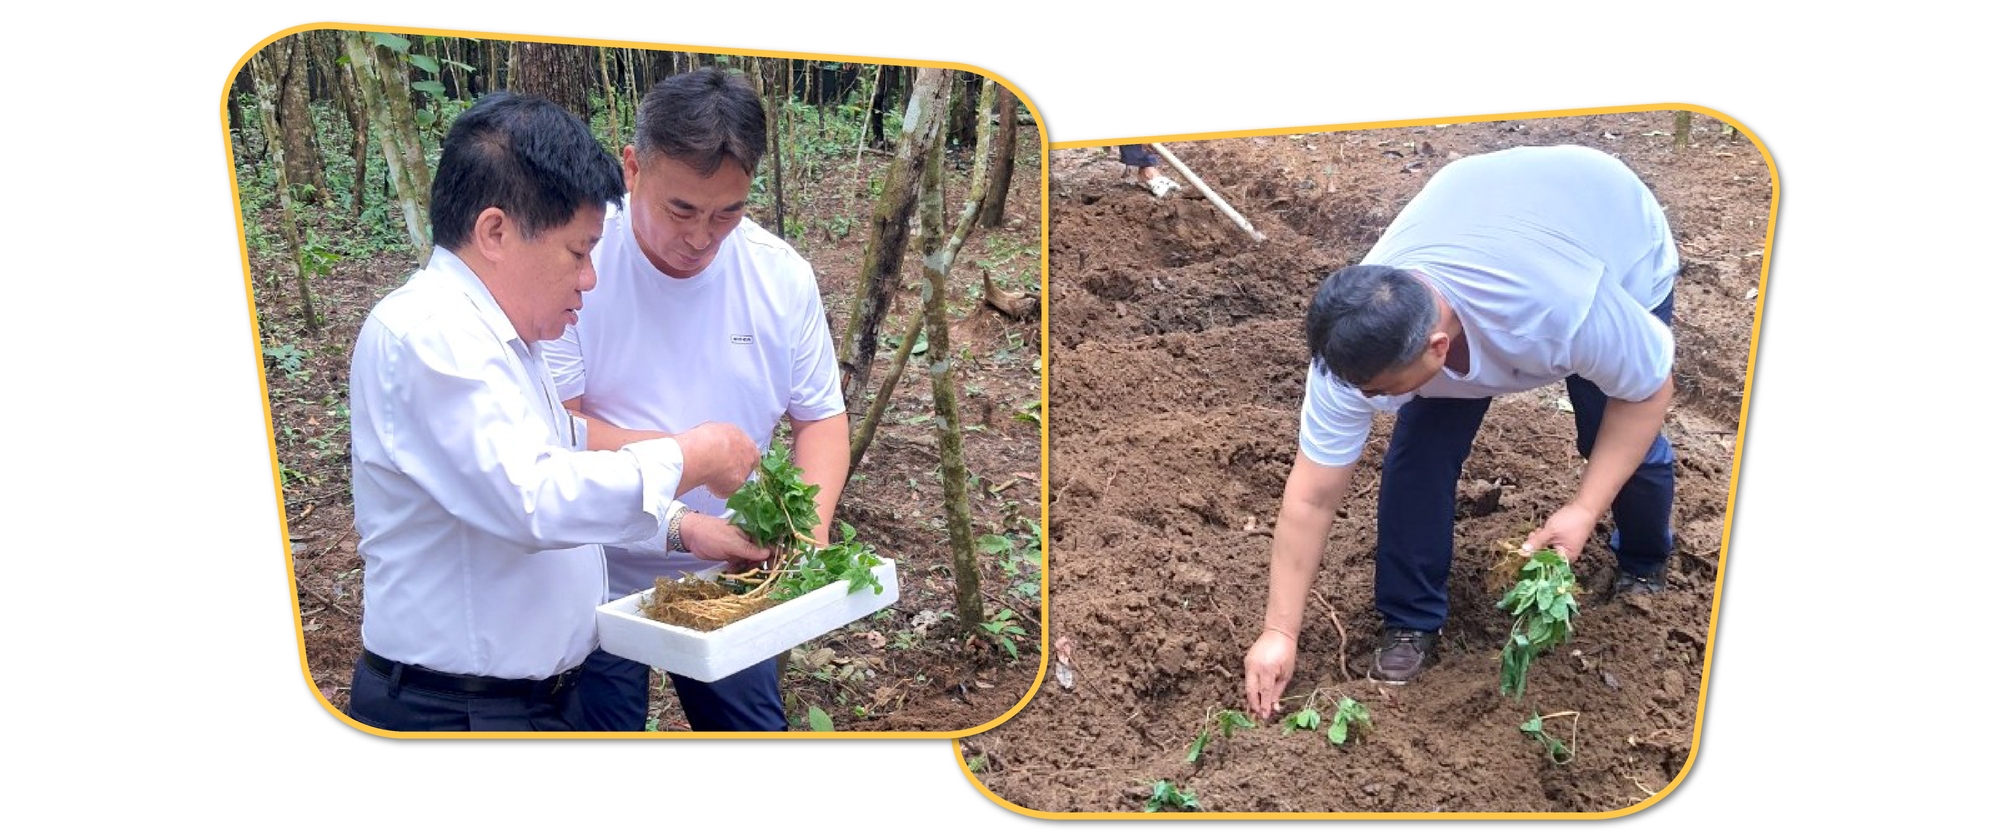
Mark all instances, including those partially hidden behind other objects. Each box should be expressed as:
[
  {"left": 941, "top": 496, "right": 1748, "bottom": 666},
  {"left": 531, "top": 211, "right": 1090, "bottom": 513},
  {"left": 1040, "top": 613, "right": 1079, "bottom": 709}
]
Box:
[{"left": 963, "top": 113, "right": 1769, "bottom": 813}]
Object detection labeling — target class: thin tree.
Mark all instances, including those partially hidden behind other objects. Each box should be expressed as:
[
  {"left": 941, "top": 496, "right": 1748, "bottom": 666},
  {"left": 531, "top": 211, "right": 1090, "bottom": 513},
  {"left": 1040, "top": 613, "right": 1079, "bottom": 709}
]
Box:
[
  {"left": 978, "top": 84, "right": 1019, "bottom": 228},
  {"left": 275, "top": 35, "right": 330, "bottom": 206},
  {"left": 249, "top": 48, "right": 322, "bottom": 334},
  {"left": 917, "top": 76, "right": 999, "bottom": 636},
  {"left": 343, "top": 31, "right": 432, "bottom": 260},
  {"left": 837, "top": 67, "right": 952, "bottom": 414}
]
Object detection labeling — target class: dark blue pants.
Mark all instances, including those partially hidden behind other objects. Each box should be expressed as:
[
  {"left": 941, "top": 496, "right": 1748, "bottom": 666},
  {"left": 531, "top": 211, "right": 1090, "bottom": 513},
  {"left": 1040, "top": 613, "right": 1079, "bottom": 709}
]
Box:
[
  {"left": 1375, "top": 295, "right": 1676, "bottom": 632},
  {"left": 574, "top": 648, "right": 788, "bottom": 732},
  {"left": 346, "top": 654, "right": 587, "bottom": 732},
  {"left": 1119, "top": 144, "right": 1161, "bottom": 167}
]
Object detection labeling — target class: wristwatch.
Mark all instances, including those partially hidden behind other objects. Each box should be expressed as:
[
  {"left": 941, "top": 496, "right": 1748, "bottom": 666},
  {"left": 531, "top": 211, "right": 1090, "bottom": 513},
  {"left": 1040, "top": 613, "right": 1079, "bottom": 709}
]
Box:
[{"left": 664, "top": 505, "right": 691, "bottom": 553}]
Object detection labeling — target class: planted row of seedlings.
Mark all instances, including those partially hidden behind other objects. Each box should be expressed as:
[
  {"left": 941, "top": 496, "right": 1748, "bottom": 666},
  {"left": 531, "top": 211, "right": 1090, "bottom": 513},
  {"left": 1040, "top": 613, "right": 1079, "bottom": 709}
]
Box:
[{"left": 1141, "top": 545, "right": 1584, "bottom": 812}]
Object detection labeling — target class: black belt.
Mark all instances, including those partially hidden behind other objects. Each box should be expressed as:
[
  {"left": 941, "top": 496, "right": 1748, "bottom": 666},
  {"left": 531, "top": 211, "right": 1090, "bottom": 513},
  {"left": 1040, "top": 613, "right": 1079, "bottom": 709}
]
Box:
[{"left": 362, "top": 649, "right": 582, "bottom": 701}]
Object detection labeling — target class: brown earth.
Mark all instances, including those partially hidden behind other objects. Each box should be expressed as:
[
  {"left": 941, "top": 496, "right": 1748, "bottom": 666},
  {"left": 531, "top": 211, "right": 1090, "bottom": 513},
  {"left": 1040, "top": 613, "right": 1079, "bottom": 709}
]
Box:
[
  {"left": 252, "top": 112, "right": 1046, "bottom": 734},
  {"left": 960, "top": 111, "right": 1770, "bottom": 812}
]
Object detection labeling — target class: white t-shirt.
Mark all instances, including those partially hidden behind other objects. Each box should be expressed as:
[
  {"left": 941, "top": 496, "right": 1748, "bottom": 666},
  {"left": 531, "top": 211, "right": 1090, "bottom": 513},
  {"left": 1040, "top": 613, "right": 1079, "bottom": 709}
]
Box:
[
  {"left": 548, "top": 204, "right": 846, "bottom": 597},
  {"left": 1300, "top": 145, "right": 1679, "bottom": 468},
  {"left": 349, "top": 247, "right": 686, "bottom": 680}
]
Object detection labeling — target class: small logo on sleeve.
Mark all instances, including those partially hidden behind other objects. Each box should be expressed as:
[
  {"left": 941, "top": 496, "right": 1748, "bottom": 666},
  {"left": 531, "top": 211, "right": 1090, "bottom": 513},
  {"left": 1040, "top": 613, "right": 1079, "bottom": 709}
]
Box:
[{"left": 731, "top": 334, "right": 754, "bottom": 345}]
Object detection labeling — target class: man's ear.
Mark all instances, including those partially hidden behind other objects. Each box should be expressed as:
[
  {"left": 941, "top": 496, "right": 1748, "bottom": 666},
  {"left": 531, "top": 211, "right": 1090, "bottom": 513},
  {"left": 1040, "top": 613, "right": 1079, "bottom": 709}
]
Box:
[
  {"left": 471, "top": 206, "right": 510, "bottom": 263},
  {"left": 1426, "top": 330, "right": 1452, "bottom": 362},
  {"left": 622, "top": 145, "right": 640, "bottom": 191}
]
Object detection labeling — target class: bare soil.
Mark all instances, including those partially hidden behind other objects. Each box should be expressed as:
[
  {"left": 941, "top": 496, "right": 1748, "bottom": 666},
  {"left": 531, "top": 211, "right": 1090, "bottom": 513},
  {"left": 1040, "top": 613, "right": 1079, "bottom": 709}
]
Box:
[
  {"left": 255, "top": 121, "right": 1046, "bottom": 734},
  {"left": 960, "top": 112, "right": 1770, "bottom": 811}
]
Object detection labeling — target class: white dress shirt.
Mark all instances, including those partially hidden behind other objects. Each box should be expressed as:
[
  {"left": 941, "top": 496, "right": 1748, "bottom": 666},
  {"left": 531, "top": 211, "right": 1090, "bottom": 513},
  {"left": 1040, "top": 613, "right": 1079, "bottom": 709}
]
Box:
[{"left": 348, "top": 247, "right": 686, "bottom": 680}]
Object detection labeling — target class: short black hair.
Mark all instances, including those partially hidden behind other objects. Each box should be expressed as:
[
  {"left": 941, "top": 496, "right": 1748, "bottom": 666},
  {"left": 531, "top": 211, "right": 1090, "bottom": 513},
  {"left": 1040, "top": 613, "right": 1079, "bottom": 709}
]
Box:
[
  {"left": 634, "top": 67, "right": 766, "bottom": 176},
  {"left": 1304, "top": 265, "right": 1438, "bottom": 387},
  {"left": 430, "top": 91, "right": 625, "bottom": 251}
]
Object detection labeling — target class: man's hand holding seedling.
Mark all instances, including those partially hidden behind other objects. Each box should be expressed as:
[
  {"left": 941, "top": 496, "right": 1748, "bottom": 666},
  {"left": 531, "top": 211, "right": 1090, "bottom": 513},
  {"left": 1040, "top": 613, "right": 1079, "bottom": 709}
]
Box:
[{"left": 682, "top": 511, "right": 779, "bottom": 571}]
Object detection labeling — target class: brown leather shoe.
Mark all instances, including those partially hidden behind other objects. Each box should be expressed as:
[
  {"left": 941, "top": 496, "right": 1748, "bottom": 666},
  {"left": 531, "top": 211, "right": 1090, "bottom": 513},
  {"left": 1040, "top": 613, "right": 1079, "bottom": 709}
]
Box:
[{"left": 1353, "top": 628, "right": 1438, "bottom": 684}]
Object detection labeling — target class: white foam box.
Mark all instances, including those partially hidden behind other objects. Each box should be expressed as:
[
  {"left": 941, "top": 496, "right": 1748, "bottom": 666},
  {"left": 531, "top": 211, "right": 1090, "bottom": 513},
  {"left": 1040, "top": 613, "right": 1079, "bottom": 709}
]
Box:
[{"left": 595, "top": 560, "right": 899, "bottom": 683}]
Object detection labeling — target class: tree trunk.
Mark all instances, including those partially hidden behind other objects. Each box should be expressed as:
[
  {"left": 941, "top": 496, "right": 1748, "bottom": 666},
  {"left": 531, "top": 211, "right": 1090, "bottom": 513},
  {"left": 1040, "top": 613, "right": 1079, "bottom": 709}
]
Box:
[
  {"left": 915, "top": 111, "right": 996, "bottom": 636},
  {"left": 511, "top": 42, "right": 592, "bottom": 120},
  {"left": 1673, "top": 111, "right": 1693, "bottom": 150},
  {"left": 866, "top": 65, "right": 896, "bottom": 150},
  {"left": 250, "top": 50, "right": 322, "bottom": 335},
  {"left": 272, "top": 36, "right": 330, "bottom": 205},
  {"left": 846, "top": 308, "right": 926, "bottom": 476},
  {"left": 838, "top": 67, "right": 952, "bottom": 417},
  {"left": 335, "top": 49, "right": 369, "bottom": 216},
  {"left": 597, "top": 47, "right": 621, "bottom": 148},
  {"left": 344, "top": 31, "right": 432, "bottom": 260},
  {"left": 979, "top": 85, "right": 1019, "bottom": 228},
  {"left": 947, "top": 71, "right": 980, "bottom": 149},
  {"left": 770, "top": 59, "right": 788, "bottom": 241}
]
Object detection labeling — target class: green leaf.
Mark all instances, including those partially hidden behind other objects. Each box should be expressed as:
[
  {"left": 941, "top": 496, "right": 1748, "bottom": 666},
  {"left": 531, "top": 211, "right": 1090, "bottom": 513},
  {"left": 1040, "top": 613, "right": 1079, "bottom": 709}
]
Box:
[
  {"left": 1328, "top": 720, "right": 1348, "bottom": 745},
  {"left": 807, "top": 705, "right": 835, "bottom": 732},
  {"left": 406, "top": 53, "right": 440, "bottom": 75},
  {"left": 367, "top": 32, "right": 411, "bottom": 53},
  {"left": 411, "top": 80, "right": 446, "bottom": 96},
  {"left": 1283, "top": 707, "right": 1321, "bottom": 736},
  {"left": 978, "top": 534, "right": 1013, "bottom": 555},
  {"left": 1186, "top": 730, "right": 1210, "bottom": 763},
  {"left": 413, "top": 109, "right": 436, "bottom": 129},
  {"left": 1218, "top": 710, "right": 1254, "bottom": 739},
  {"left": 443, "top": 58, "right": 477, "bottom": 72}
]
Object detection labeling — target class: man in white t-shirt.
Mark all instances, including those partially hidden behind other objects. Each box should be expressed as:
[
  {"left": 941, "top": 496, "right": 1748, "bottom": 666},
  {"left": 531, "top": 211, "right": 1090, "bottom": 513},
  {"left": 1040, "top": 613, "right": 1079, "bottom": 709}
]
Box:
[
  {"left": 1244, "top": 145, "right": 1682, "bottom": 714},
  {"left": 344, "top": 91, "right": 759, "bottom": 732},
  {"left": 546, "top": 68, "right": 848, "bottom": 732}
]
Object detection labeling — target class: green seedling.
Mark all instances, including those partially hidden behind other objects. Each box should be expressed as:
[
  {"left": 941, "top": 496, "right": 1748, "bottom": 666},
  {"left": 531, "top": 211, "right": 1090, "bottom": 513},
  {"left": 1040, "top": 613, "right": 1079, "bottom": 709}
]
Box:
[
  {"left": 1327, "top": 697, "right": 1372, "bottom": 746},
  {"left": 725, "top": 444, "right": 884, "bottom": 601},
  {"left": 1497, "top": 548, "right": 1581, "bottom": 700},
  {"left": 1188, "top": 708, "right": 1256, "bottom": 762},
  {"left": 1520, "top": 710, "right": 1577, "bottom": 764},
  {"left": 1280, "top": 706, "right": 1322, "bottom": 736},
  {"left": 1143, "top": 780, "right": 1200, "bottom": 813},
  {"left": 979, "top": 608, "right": 1028, "bottom": 660}
]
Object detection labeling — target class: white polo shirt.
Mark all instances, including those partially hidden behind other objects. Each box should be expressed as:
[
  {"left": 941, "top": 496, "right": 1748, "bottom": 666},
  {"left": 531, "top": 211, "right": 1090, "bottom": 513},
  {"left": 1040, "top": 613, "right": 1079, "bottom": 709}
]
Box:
[
  {"left": 548, "top": 204, "right": 845, "bottom": 598},
  {"left": 348, "top": 247, "right": 686, "bottom": 680},
  {"left": 1300, "top": 145, "right": 1679, "bottom": 468}
]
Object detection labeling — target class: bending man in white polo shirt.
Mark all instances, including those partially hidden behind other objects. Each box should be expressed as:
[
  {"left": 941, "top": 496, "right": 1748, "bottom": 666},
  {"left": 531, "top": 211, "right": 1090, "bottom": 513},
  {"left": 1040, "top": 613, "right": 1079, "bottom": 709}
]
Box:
[
  {"left": 548, "top": 68, "right": 849, "bottom": 732},
  {"left": 344, "top": 91, "right": 759, "bottom": 732},
  {"left": 1244, "top": 144, "right": 1682, "bottom": 715}
]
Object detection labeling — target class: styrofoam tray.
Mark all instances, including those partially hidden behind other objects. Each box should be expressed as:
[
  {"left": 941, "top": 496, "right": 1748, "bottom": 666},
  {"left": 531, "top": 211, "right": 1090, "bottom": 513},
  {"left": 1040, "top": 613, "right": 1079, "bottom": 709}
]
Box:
[{"left": 595, "top": 560, "right": 899, "bottom": 683}]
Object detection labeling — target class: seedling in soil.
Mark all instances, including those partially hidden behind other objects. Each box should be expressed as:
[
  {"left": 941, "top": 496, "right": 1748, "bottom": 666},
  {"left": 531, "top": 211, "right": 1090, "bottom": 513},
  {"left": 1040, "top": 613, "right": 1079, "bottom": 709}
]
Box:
[
  {"left": 979, "top": 609, "right": 1028, "bottom": 660},
  {"left": 1187, "top": 708, "right": 1257, "bottom": 763},
  {"left": 1143, "top": 780, "right": 1201, "bottom": 813},
  {"left": 1327, "top": 697, "right": 1372, "bottom": 746},
  {"left": 1280, "top": 706, "right": 1322, "bottom": 736},
  {"left": 1520, "top": 710, "right": 1578, "bottom": 764},
  {"left": 1497, "top": 548, "right": 1581, "bottom": 700}
]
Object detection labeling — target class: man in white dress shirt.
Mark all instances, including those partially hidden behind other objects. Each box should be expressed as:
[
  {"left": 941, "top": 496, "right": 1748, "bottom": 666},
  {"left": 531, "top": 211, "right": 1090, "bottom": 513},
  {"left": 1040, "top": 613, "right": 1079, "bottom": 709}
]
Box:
[
  {"left": 343, "top": 91, "right": 758, "bottom": 732},
  {"left": 547, "top": 68, "right": 849, "bottom": 733},
  {"left": 1243, "top": 145, "right": 1683, "bottom": 714}
]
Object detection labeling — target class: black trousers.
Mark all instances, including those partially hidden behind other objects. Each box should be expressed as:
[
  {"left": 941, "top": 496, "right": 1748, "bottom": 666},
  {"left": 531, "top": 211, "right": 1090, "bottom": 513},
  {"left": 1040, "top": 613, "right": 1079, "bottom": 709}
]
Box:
[{"left": 346, "top": 653, "right": 587, "bottom": 732}]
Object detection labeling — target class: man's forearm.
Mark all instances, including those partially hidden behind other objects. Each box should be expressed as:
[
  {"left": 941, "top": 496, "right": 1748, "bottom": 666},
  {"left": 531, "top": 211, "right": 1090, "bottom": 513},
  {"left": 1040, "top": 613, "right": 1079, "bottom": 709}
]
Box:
[
  {"left": 1264, "top": 457, "right": 1353, "bottom": 640},
  {"left": 563, "top": 396, "right": 669, "bottom": 452},
  {"left": 1574, "top": 379, "right": 1673, "bottom": 515},
  {"left": 790, "top": 412, "right": 851, "bottom": 545}
]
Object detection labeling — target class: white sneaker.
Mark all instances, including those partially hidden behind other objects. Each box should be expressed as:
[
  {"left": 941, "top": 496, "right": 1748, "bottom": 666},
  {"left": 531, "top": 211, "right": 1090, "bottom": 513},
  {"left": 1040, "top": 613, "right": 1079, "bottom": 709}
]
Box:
[{"left": 1146, "top": 176, "right": 1181, "bottom": 198}]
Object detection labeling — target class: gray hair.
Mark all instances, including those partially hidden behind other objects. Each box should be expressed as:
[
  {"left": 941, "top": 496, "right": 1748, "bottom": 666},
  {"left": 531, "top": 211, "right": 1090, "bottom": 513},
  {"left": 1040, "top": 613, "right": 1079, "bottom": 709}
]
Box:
[{"left": 1304, "top": 265, "right": 1438, "bottom": 387}]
